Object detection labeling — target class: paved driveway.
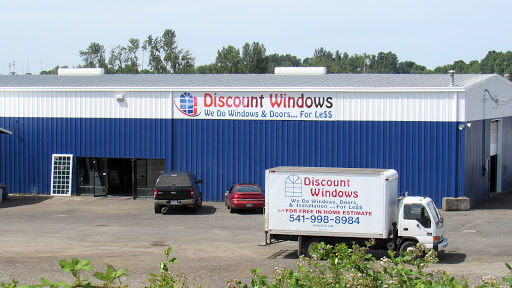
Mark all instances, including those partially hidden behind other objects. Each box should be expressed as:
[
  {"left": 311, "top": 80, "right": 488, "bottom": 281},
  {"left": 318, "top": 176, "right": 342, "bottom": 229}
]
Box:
[{"left": 0, "top": 192, "right": 511, "bottom": 287}]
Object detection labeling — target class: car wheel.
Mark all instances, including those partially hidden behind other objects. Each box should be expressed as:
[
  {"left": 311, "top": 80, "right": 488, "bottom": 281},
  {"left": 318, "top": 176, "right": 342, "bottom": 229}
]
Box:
[
  {"left": 154, "top": 204, "right": 162, "bottom": 214},
  {"left": 197, "top": 193, "right": 203, "bottom": 208},
  {"left": 229, "top": 205, "right": 236, "bottom": 214}
]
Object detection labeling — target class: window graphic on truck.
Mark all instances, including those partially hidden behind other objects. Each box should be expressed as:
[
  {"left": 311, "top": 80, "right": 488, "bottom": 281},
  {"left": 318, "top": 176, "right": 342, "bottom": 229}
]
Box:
[
  {"left": 174, "top": 92, "right": 201, "bottom": 117},
  {"left": 285, "top": 175, "right": 302, "bottom": 197}
]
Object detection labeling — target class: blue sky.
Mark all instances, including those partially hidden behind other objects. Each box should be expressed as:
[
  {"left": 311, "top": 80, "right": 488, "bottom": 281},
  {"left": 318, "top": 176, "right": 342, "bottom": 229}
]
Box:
[{"left": 1, "top": 0, "right": 510, "bottom": 74}]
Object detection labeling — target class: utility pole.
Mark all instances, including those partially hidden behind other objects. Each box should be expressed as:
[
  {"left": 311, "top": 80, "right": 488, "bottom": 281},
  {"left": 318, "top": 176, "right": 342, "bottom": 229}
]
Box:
[{"left": 8, "top": 61, "right": 16, "bottom": 75}]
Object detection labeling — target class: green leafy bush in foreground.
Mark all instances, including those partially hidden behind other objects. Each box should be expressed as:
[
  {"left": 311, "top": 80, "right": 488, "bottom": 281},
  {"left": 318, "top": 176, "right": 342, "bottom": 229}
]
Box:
[{"left": 1, "top": 242, "right": 511, "bottom": 288}]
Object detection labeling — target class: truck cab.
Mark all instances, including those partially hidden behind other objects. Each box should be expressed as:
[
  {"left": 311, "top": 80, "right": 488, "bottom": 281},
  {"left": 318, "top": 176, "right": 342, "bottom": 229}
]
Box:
[{"left": 397, "top": 196, "right": 449, "bottom": 253}]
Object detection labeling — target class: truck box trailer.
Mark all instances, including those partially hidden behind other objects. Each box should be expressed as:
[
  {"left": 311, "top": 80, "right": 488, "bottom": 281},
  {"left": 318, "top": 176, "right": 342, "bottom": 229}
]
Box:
[{"left": 264, "top": 167, "right": 448, "bottom": 257}]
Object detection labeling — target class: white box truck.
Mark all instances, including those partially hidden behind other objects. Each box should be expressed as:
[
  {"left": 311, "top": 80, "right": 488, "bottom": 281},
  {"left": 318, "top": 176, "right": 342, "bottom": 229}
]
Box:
[{"left": 264, "top": 167, "right": 448, "bottom": 257}]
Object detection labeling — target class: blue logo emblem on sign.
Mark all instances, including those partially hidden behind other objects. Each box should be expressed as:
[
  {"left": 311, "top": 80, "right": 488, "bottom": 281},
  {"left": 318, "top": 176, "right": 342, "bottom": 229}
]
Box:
[
  {"left": 285, "top": 175, "right": 302, "bottom": 197},
  {"left": 174, "top": 92, "right": 201, "bottom": 117}
]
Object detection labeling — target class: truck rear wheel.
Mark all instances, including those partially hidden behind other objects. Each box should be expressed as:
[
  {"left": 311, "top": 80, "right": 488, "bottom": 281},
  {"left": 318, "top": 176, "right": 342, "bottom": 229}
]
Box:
[
  {"left": 305, "top": 237, "right": 325, "bottom": 258},
  {"left": 197, "top": 193, "right": 203, "bottom": 208},
  {"left": 154, "top": 204, "right": 162, "bottom": 214}
]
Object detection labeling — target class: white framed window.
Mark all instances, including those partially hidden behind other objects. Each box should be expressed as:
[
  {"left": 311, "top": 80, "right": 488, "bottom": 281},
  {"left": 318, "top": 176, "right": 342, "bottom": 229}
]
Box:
[{"left": 51, "top": 154, "right": 73, "bottom": 196}]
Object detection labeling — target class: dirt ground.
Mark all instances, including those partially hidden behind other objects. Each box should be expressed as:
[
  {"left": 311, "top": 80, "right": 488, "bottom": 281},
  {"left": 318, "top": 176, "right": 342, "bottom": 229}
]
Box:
[{"left": 0, "top": 192, "right": 511, "bottom": 287}]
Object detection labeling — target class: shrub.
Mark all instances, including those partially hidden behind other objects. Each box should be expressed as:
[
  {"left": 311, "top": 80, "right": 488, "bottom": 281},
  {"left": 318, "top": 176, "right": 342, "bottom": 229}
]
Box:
[{"left": 1, "top": 244, "right": 511, "bottom": 287}]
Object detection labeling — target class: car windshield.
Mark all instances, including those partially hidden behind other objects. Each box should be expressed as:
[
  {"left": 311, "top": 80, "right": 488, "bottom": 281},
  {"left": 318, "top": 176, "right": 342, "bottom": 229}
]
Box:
[
  {"left": 157, "top": 175, "right": 191, "bottom": 186},
  {"left": 235, "top": 186, "right": 261, "bottom": 193}
]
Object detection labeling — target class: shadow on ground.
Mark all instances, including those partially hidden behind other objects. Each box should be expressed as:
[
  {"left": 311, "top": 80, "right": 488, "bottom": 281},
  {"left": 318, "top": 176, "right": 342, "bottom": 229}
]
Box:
[
  {"left": 264, "top": 248, "right": 465, "bottom": 264},
  {"left": 0, "top": 195, "right": 53, "bottom": 208},
  {"left": 472, "top": 190, "right": 512, "bottom": 209},
  {"left": 161, "top": 205, "right": 217, "bottom": 215},
  {"left": 438, "top": 252, "right": 467, "bottom": 264}
]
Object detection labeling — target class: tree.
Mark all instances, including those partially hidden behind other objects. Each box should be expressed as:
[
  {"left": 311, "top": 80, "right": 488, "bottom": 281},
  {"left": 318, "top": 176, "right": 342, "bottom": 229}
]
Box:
[
  {"left": 307, "top": 48, "right": 338, "bottom": 73},
  {"left": 241, "top": 42, "right": 267, "bottom": 73},
  {"left": 79, "top": 42, "right": 107, "bottom": 69},
  {"left": 213, "top": 45, "right": 242, "bottom": 73},
  {"left": 161, "top": 29, "right": 179, "bottom": 73},
  {"left": 398, "top": 61, "right": 428, "bottom": 74},
  {"left": 266, "top": 53, "right": 302, "bottom": 73},
  {"left": 124, "top": 38, "right": 140, "bottom": 74},
  {"left": 40, "top": 65, "right": 68, "bottom": 75},
  {"left": 142, "top": 35, "right": 166, "bottom": 73},
  {"left": 141, "top": 29, "right": 195, "bottom": 74},
  {"left": 466, "top": 60, "right": 480, "bottom": 74},
  {"left": 196, "top": 64, "right": 215, "bottom": 74},
  {"left": 174, "top": 49, "right": 195, "bottom": 74},
  {"left": 161, "top": 29, "right": 195, "bottom": 74},
  {"left": 373, "top": 51, "right": 398, "bottom": 73},
  {"left": 108, "top": 45, "right": 127, "bottom": 74}
]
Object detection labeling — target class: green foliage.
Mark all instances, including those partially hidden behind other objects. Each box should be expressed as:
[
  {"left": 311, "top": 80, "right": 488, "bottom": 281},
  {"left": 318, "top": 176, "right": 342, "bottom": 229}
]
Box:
[
  {"left": 39, "top": 66, "right": 68, "bottom": 75},
  {"left": 1, "top": 257, "right": 127, "bottom": 288},
  {"left": 93, "top": 264, "right": 128, "bottom": 288},
  {"left": 1, "top": 279, "right": 18, "bottom": 288},
  {"left": 79, "top": 42, "right": 107, "bottom": 69},
  {"left": 72, "top": 27, "right": 512, "bottom": 76},
  {"left": 241, "top": 42, "right": 267, "bottom": 74},
  {"left": 231, "top": 241, "right": 473, "bottom": 288},
  {"left": 214, "top": 45, "right": 242, "bottom": 74},
  {"left": 59, "top": 258, "right": 94, "bottom": 286},
  {"left": 1, "top": 246, "right": 511, "bottom": 287},
  {"left": 266, "top": 53, "right": 302, "bottom": 73},
  {"left": 146, "top": 246, "right": 191, "bottom": 288},
  {"left": 140, "top": 29, "right": 195, "bottom": 74}
]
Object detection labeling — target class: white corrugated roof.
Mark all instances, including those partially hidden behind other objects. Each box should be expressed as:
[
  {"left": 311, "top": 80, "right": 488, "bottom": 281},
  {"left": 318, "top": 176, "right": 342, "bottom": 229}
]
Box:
[{"left": 0, "top": 73, "right": 498, "bottom": 90}]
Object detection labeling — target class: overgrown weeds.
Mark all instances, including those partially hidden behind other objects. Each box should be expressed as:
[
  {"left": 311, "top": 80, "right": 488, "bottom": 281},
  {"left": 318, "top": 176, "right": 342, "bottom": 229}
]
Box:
[{"left": 1, "top": 242, "right": 511, "bottom": 287}]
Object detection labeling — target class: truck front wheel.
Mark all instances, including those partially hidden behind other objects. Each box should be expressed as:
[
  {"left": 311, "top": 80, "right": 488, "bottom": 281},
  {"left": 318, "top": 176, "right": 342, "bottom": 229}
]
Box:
[
  {"left": 305, "top": 237, "right": 325, "bottom": 258},
  {"left": 399, "top": 240, "right": 417, "bottom": 256}
]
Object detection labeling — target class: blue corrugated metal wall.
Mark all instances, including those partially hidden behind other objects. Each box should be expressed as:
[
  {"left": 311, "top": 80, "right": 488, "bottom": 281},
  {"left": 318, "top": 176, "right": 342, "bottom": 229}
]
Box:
[
  {"left": 0, "top": 117, "right": 168, "bottom": 195},
  {"left": 464, "top": 120, "right": 489, "bottom": 205},
  {"left": 464, "top": 116, "right": 512, "bottom": 206},
  {"left": 503, "top": 117, "right": 512, "bottom": 192},
  {"left": 0, "top": 117, "right": 463, "bottom": 206},
  {"left": 172, "top": 119, "right": 458, "bottom": 206}
]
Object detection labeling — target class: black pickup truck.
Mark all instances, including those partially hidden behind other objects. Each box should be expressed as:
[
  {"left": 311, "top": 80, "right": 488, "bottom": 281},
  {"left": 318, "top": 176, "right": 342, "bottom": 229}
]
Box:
[{"left": 154, "top": 171, "right": 203, "bottom": 213}]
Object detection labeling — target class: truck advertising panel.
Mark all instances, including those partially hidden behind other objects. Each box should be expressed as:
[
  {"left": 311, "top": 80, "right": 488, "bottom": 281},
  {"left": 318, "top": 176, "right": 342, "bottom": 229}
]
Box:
[{"left": 266, "top": 168, "right": 397, "bottom": 238}]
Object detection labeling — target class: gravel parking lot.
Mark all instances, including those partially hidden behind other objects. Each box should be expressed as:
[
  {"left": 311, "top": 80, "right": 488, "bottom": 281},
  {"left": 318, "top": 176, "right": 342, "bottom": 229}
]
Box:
[{"left": 1, "top": 192, "right": 511, "bottom": 287}]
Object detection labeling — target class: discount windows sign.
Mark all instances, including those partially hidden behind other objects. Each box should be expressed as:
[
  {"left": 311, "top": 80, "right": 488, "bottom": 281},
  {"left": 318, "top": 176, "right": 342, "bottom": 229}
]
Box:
[{"left": 173, "top": 91, "right": 336, "bottom": 120}]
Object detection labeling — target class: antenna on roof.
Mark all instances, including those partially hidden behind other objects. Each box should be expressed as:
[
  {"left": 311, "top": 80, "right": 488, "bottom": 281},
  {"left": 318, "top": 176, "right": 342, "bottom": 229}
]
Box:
[{"left": 8, "top": 61, "right": 16, "bottom": 75}]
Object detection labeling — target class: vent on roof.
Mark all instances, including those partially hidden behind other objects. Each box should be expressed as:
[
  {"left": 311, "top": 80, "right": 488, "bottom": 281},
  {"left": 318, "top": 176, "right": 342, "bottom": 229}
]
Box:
[
  {"left": 274, "top": 67, "right": 326, "bottom": 75},
  {"left": 58, "top": 68, "right": 104, "bottom": 76},
  {"left": 449, "top": 70, "right": 455, "bottom": 86}
]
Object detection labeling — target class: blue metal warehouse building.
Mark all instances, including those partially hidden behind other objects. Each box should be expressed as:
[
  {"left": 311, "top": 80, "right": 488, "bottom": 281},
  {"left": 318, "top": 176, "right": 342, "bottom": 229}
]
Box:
[{"left": 0, "top": 68, "right": 511, "bottom": 207}]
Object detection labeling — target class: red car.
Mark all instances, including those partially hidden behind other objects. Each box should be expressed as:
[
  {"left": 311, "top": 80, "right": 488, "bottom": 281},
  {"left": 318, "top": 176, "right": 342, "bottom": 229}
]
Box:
[{"left": 225, "top": 183, "right": 264, "bottom": 213}]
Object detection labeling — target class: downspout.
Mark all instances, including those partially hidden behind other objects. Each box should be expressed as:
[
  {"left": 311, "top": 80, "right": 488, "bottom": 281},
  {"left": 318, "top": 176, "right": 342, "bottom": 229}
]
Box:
[
  {"left": 171, "top": 92, "right": 175, "bottom": 171},
  {"left": 455, "top": 90, "right": 460, "bottom": 198},
  {"left": 452, "top": 71, "right": 460, "bottom": 198}
]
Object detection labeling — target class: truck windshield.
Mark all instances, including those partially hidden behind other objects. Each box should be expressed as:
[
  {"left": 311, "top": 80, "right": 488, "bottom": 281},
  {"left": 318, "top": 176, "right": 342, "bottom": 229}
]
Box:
[
  {"left": 157, "top": 176, "right": 191, "bottom": 187},
  {"left": 427, "top": 201, "right": 441, "bottom": 225}
]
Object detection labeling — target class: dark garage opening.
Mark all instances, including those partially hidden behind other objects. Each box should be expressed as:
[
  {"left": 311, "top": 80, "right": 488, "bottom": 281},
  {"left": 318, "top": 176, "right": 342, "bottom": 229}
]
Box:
[{"left": 77, "top": 157, "right": 165, "bottom": 198}]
